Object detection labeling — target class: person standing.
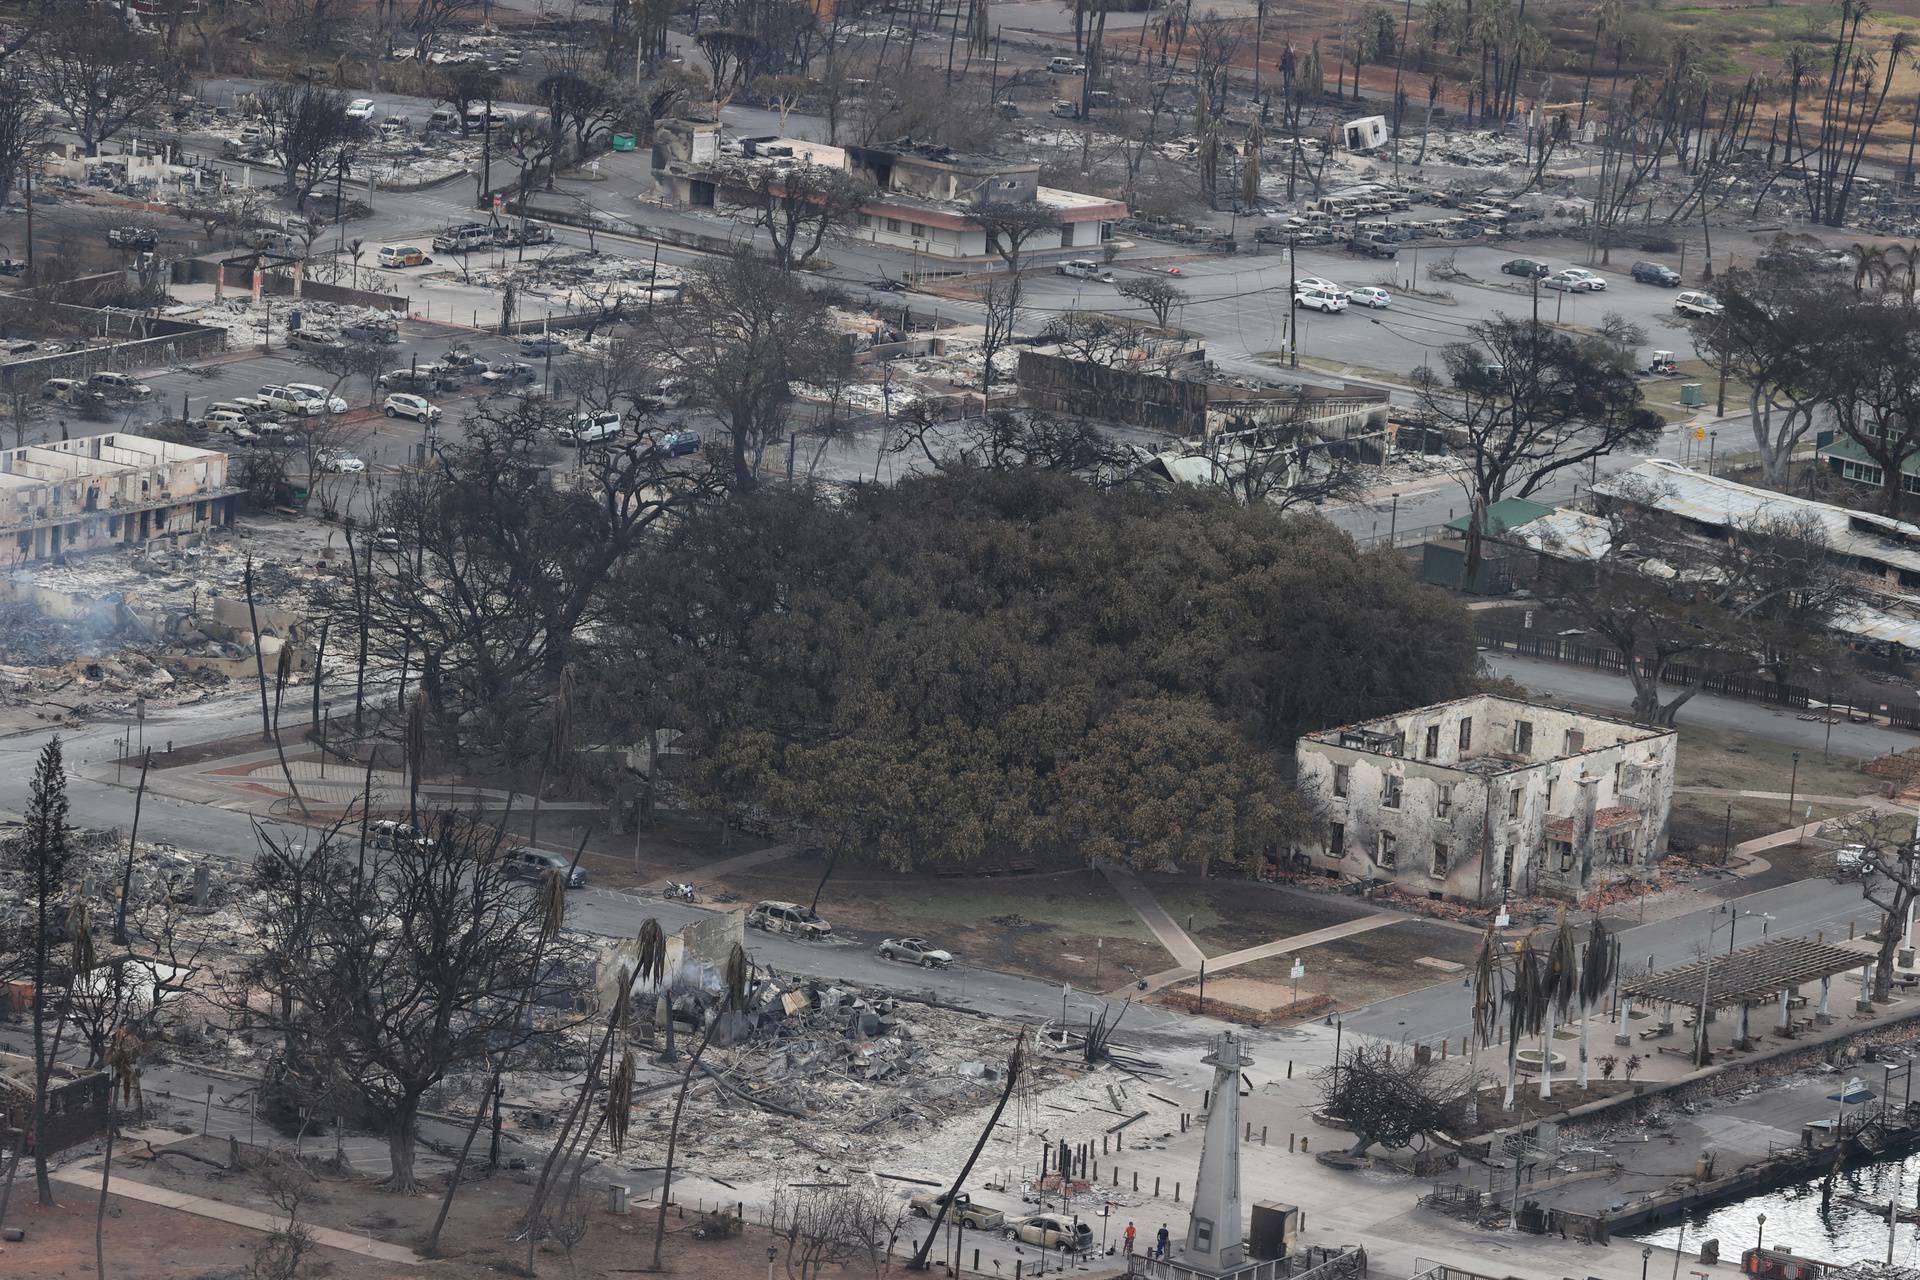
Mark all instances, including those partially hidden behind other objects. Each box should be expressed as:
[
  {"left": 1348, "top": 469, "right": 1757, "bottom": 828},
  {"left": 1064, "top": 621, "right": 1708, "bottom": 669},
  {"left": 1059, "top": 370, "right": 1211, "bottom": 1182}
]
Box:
[
  {"left": 1124, "top": 1222, "right": 1137, "bottom": 1255},
  {"left": 1157, "top": 1224, "right": 1171, "bottom": 1259}
]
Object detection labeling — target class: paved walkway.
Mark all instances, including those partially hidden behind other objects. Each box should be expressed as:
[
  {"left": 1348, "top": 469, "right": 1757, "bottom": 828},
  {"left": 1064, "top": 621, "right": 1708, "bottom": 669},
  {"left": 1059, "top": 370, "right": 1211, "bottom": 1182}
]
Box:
[
  {"left": 639, "top": 841, "right": 795, "bottom": 893},
  {"left": 1100, "top": 865, "right": 1207, "bottom": 970},
  {"left": 55, "top": 1158, "right": 422, "bottom": 1265}
]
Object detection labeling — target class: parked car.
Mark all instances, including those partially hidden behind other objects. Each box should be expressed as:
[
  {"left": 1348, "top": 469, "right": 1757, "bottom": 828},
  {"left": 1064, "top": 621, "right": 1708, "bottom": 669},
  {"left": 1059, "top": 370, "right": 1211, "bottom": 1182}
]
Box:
[
  {"left": 286, "top": 383, "right": 350, "bottom": 414},
  {"left": 106, "top": 226, "right": 158, "bottom": 250},
  {"left": 494, "top": 221, "right": 553, "bottom": 247},
  {"left": 649, "top": 428, "right": 703, "bottom": 458},
  {"left": 1294, "top": 276, "right": 1349, "bottom": 299},
  {"left": 1543, "top": 269, "right": 1604, "bottom": 292},
  {"left": 285, "top": 330, "right": 346, "bottom": 355},
  {"left": 40, "top": 377, "right": 102, "bottom": 405},
  {"left": 342, "top": 319, "right": 399, "bottom": 344},
  {"left": 377, "top": 245, "right": 430, "bottom": 268},
  {"left": 502, "top": 846, "right": 586, "bottom": 888},
  {"left": 909, "top": 1191, "right": 1001, "bottom": 1230},
  {"left": 481, "top": 360, "right": 538, "bottom": 385},
  {"left": 878, "top": 937, "right": 955, "bottom": 968},
  {"left": 1630, "top": 261, "right": 1682, "bottom": 286},
  {"left": 89, "top": 371, "right": 153, "bottom": 400},
  {"left": 1500, "top": 258, "right": 1551, "bottom": 278},
  {"left": 1046, "top": 55, "right": 1078, "bottom": 73},
  {"left": 519, "top": 334, "right": 569, "bottom": 358},
  {"left": 1674, "top": 291, "right": 1723, "bottom": 318},
  {"left": 344, "top": 97, "right": 377, "bottom": 121},
  {"left": 1056, "top": 259, "right": 1114, "bottom": 282},
  {"left": 556, "top": 410, "right": 621, "bottom": 445},
  {"left": 383, "top": 392, "right": 442, "bottom": 422},
  {"left": 747, "top": 900, "right": 832, "bottom": 939},
  {"left": 1293, "top": 287, "right": 1347, "bottom": 313},
  {"left": 1348, "top": 286, "right": 1392, "bottom": 309},
  {"left": 1343, "top": 235, "right": 1397, "bottom": 259},
  {"left": 377, "top": 367, "right": 457, "bottom": 393},
  {"left": 204, "top": 410, "right": 257, "bottom": 439},
  {"left": 316, "top": 449, "right": 366, "bottom": 473},
  {"left": 432, "top": 224, "right": 494, "bottom": 253},
  {"left": 260, "top": 385, "right": 322, "bottom": 416},
  {"left": 371, "top": 820, "right": 434, "bottom": 852},
  {"left": 1005, "top": 1215, "right": 1093, "bottom": 1252}
]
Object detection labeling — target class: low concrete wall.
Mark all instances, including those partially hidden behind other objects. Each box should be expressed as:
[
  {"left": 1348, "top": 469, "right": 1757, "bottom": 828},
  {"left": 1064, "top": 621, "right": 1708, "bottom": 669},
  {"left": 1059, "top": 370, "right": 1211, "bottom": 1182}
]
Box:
[
  {"left": 0, "top": 291, "right": 228, "bottom": 391},
  {"left": 171, "top": 258, "right": 409, "bottom": 312}
]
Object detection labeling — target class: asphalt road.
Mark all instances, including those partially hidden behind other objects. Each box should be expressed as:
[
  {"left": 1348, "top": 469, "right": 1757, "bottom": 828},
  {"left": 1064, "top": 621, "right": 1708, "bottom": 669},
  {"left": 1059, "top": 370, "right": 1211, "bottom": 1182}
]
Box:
[
  {"left": 1342, "top": 872, "right": 1884, "bottom": 1046},
  {"left": 0, "top": 700, "right": 1181, "bottom": 1040}
]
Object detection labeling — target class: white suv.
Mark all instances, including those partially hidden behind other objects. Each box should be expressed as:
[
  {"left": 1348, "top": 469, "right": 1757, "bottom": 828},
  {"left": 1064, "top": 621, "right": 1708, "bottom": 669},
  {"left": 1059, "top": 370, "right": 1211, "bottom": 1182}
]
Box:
[
  {"left": 259, "top": 385, "right": 322, "bottom": 416},
  {"left": 1674, "top": 291, "right": 1723, "bottom": 318},
  {"left": 383, "top": 392, "right": 441, "bottom": 422},
  {"left": 1294, "top": 287, "right": 1347, "bottom": 313},
  {"left": 1295, "top": 276, "right": 1350, "bottom": 300}
]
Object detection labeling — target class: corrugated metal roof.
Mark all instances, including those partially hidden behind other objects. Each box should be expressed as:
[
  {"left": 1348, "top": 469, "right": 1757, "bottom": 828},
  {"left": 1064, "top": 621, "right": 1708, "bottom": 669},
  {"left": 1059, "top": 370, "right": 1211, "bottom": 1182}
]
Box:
[
  {"left": 1443, "top": 498, "right": 1555, "bottom": 535},
  {"left": 1594, "top": 459, "right": 1920, "bottom": 577},
  {"left": 1504, "top": 508, "right": 1613, "bottom": 560}
]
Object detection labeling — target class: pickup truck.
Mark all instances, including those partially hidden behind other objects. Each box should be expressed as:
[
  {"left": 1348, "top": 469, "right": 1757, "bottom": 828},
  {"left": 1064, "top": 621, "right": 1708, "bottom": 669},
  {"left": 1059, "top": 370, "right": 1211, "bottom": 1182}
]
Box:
[{"left": 908, "top": 1191, "right": 1002, "bottom": 1231}]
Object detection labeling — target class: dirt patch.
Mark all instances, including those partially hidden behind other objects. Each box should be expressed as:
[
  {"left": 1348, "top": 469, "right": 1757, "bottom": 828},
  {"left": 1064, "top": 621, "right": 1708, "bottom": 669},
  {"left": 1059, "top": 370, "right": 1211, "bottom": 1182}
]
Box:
[
  {"left": 1143, "top": 877, "right": 1378, "bottom": 957},
  {"left": 716, "top": 856, "right": 1169, "bottom": 987},
  {"left": 1224, "top": 921, "right": 1484, "bottom": 1010},
  {"left": 1670, "top": 793, "right": 1855, "bottom": 857},
  {"left": 1, "top": 1182, "right": 275, "bottom": 1279}
]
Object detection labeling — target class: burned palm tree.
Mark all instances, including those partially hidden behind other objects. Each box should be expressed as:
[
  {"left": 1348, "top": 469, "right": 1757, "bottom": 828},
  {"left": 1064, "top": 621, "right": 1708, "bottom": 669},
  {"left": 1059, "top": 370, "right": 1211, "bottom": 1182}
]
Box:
[
  {"left": 95, "top": 1024, "right": 141, "bottom": 1280},
  {"left": 1539, "top": 912, "right": 1580, "bottom": 1100},
  {"left": 1468, "top": 927, "right": 1502, "bottom": 1124},
  {"left": 1502, "top": 931, "right": 1547, "bottom": 1111},
  {"left": 427, "top": 821, "right": 589, "bottom": 1259},
  {"left": 1576, "top": 916, "right": 1619, "bottom": 1090},
  {"left": 651, "top": 942, "right": 750, "bottom": 1272}
]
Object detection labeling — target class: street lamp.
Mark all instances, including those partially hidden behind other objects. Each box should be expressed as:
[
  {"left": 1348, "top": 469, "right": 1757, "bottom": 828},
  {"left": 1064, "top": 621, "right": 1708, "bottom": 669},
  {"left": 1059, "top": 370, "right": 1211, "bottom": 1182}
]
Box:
[
  {"left": 1756, "top": 1212, "right": 1768, "bottom": 1252},
  {"left": 1642, "top": 1245, "right": 1653, "bottom": 1280},
  {"left": 767, "top": 1244, "right": 779, "bottom": 1280}
]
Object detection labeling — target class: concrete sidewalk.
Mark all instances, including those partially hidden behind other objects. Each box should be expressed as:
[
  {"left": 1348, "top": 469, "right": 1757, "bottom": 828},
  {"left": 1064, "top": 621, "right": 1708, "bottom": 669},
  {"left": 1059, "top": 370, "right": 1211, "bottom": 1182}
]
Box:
[{"left": 1101, "top": 865, "right": 1207, "bottom": 970}]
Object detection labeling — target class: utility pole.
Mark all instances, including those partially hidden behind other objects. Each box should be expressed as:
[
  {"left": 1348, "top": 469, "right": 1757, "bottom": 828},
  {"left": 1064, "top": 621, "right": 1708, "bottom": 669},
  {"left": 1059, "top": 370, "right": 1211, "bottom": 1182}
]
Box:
[{"left": 1288, "top": 239, "right": 1298, "bottom": 366}]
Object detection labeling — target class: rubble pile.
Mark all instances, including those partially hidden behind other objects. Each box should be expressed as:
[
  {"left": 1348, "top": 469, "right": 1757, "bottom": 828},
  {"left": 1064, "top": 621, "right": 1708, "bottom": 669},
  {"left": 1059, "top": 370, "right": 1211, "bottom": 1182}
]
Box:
[
  {"left": 0, "top": 525, "right": 325, "bottom": 716},
  {"left": 469, "top": 249, "right": 683, "bottom": 311}
]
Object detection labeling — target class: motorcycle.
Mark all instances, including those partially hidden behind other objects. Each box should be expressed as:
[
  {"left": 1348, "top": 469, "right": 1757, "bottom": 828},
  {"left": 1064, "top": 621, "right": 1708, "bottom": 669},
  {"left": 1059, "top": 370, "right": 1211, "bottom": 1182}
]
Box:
[{"left": 665, "top": 882, "right": 697, "bottom": 903}]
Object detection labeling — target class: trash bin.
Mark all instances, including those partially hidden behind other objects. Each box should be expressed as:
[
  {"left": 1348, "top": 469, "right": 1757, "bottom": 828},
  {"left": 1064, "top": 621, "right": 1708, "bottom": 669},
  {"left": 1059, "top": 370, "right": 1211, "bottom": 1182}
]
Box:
[
  {"left": 1680, "top": 383, "right": 1704, "bottom": 406},
  {"left": 611, "top": 133, "right": 636, "bottom": 151}
]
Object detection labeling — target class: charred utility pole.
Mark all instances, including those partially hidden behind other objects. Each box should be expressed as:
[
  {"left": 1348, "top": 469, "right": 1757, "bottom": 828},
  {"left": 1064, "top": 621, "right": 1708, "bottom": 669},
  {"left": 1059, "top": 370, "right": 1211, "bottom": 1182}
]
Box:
[{"left": 479, "top": 97, "right": 493, "bottom": 206}]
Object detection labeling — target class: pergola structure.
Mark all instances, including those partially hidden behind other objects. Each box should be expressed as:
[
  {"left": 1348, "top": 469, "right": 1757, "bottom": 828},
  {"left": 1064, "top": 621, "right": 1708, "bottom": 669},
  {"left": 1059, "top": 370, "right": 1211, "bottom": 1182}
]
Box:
[{"left": 1616, "top": 936, "right": 1877, "bottom": 1058}]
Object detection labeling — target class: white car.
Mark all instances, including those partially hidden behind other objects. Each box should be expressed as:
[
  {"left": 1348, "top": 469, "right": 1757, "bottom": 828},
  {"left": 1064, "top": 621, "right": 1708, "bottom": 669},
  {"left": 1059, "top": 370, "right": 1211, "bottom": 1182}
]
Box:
[
  {"left": 286, "top": 383, "right": 349, "bottom": 414},
  {"left": 1295, "top": 276, "right": 1349, "bottom": 299},
  {"left": 1294, "top": 287, "right": 1347, "bottom": 313},
  {"left": 1674, "top": 290, "right": 1723, "bottom": 318},
  {"left": 1349, "top": 286, "right": 1391, "bottom": 309},
  {"left": 1545, "top": 268, "right": 1606, "bottom": 292},
  {"left": 383, "top": 392, "right": 441, "bottom": 422},
  {"left": 317, "top": 449, "right": 366, "bottom": 474},
  {"left": 345, "top": 98, "right": 377, "bottom": 121}
]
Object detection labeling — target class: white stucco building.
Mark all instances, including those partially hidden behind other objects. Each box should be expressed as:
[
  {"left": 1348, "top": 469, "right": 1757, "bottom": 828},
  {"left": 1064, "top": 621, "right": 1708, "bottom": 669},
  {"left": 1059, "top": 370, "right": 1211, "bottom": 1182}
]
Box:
[{"left": 1294, "top": 695, "right": 1676, "bottom": 904}]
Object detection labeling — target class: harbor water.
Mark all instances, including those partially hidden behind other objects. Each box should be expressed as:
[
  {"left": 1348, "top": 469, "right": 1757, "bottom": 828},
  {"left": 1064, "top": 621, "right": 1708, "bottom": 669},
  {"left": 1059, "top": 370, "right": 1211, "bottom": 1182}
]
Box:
[{"left": 1636, "top": 1149, "right": 1920, "bottom": 1266}]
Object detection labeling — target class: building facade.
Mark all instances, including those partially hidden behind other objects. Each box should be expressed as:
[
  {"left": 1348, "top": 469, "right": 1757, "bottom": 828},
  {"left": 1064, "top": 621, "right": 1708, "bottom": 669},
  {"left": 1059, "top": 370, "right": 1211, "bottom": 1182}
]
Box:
[
  {"left": 0, "top": 433, "right": 239, "bottom": 568},
  {"left": 1294, "top": 695, "right": 1676, "bottom": 903},
  {"left": 651, "top": 125, "right": 1126, "bottom": 261}
]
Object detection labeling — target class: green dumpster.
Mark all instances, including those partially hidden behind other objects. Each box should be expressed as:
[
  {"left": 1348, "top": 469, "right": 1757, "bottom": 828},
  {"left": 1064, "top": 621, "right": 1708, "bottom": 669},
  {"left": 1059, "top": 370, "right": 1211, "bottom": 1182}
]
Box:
[
  {"left": 611, "top": 133, "right": 637, "bottom": 152},
  {"left": 1679, "top": 382, "right": 1704, "bottom": 407}
]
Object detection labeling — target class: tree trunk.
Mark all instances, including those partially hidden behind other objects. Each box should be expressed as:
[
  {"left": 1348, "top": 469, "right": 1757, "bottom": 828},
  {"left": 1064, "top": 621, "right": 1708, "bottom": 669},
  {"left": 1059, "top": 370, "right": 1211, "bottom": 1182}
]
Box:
[
  {"left": 94, "top": 1107, "right": 116, "bottom": 1280},
  {"left": 651, "top": 1020, "right": 720, "bottom": 1271},
  {"left": 1537, "top": 1009, "right": 1554, "bottom": 1100},
  {"left": 384, "top": 1101, "right": 421, "bottom": 1193}
]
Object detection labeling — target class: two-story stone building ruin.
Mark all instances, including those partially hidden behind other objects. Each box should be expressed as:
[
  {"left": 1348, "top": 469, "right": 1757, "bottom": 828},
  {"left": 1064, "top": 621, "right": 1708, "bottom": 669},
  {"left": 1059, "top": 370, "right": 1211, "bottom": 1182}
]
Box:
[
  {"left": 0, "top": 433, "right": 237, "bottom": 568},
  {"left": 1294, "top": 695, "right": 1676, "bottom": 903}
]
